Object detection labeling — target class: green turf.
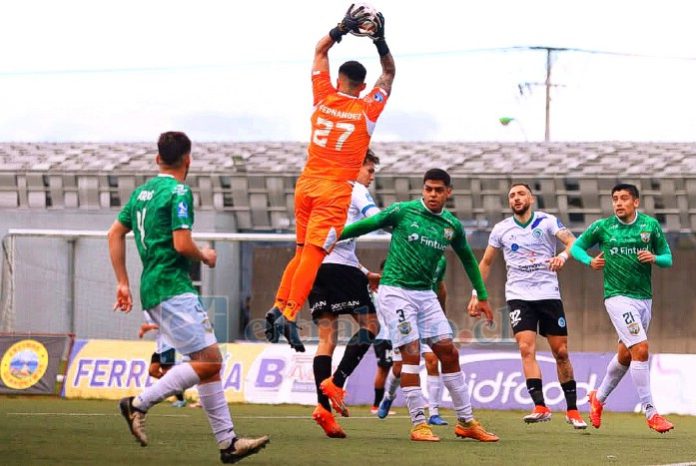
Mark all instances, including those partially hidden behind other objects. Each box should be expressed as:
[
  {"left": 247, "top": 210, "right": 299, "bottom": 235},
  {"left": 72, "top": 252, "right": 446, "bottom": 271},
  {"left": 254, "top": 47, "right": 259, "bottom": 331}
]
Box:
[{"left": 1, "top": 397, "right": 694, "bottom": 465}]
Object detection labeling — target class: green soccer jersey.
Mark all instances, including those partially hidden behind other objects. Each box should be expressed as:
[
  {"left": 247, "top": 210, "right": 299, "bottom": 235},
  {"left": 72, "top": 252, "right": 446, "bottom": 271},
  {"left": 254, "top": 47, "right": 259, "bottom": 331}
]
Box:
[
  {"left": 432, "top": 255, "right": 447, "bottom": 292},
  {"left": 571, "top": 212, "right": 672, "bottom": 299},
  {"left": 341, "top": 199, "right": 488, "bottom": 299},
  {"left": 117, "top": 174, "right": 197, "bottom": 309}
]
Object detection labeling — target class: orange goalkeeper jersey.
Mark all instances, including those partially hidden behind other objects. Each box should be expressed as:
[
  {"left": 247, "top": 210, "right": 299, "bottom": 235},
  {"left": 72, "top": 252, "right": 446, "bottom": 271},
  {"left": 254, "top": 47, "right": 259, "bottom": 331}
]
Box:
[{"left": 302, "top": 70, "right": 389, "bottom": 182}]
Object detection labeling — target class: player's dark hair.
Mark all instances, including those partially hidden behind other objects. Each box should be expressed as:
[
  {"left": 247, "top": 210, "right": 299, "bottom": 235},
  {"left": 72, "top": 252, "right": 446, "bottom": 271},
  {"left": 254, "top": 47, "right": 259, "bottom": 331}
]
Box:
[
  {"left": 157, "top": 131, "right": 191, "bottom": 167},
  {"left": 338, "top": 60, "right": 367, "bottom": 85},
  {"left": 364, "top": 148, "right": 380, "bottom": 166},
  {"left": 611, "top": 183, "right": 639, "bottom": 199},
  {"left": 510, "top": 183, "right": 533, "bottom": 194},
  {"left": 423, "top": 168, "right": 451, "bottom": 187}
]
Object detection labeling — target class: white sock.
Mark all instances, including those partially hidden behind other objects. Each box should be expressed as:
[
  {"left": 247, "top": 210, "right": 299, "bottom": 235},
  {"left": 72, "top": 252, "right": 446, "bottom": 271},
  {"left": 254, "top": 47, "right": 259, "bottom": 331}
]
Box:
[
  {"left": 402, "top": 386, "right": 427, "bottom": 426},
  {"left": 629, "top": 360, "right": 656, "bottom": 419},
  {"left": 198, "top": 381, "right": 236, "bottom": 449},
  {"left": 427, "top": 375, "right": 443, "bottom": 417},
  {"left": 441, "top": 371, "right": 473, "bottom": 422},
  {"left": 134, "top": 363, "right": 200, "bottom": 411},
  {"left": 384, "top": 371, "right": 400, "bottom": 400},
  {"left": 597, "top": 355, "right": 629, "bottom": 403}
]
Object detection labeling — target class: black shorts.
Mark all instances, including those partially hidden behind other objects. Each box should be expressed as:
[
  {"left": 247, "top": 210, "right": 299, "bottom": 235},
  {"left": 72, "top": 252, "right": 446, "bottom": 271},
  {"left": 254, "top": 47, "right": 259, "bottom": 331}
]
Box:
[
  {"left": 150, "top": 348, "right": 176, "bottom": 368},
  {"left": 373, "top": 339, "right": 393, "bottom": 368},
  {"left": 507, "top": 299, "right": 568, "bottom": 337},
  {"left": 308, "top": 263, "right": 376, "bottom": 321}
]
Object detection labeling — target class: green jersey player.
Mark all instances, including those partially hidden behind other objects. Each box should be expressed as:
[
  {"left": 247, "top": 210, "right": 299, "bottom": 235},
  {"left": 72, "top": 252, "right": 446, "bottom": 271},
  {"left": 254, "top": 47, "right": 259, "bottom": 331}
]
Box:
[
  {"left": 571, "top": 183, "right": 674, "bottom": 433},
  {"left": 108, "top": 131, "right": 268, "bottom": 463},
  {"left": 340, "top": 168, "right": 499, "bottom": 443}
]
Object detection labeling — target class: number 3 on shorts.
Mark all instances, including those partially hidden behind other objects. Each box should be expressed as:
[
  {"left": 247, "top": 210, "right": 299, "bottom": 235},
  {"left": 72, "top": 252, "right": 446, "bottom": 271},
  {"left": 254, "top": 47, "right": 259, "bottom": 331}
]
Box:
[{"left": 396, "top": 309, "right": 405, "bottom": 322}]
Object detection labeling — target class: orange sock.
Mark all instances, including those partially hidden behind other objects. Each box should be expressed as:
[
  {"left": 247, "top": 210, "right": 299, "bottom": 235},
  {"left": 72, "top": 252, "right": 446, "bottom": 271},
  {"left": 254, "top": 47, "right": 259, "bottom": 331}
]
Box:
[
  {"left": 284, "top": 244, "right": 327, "bottom": 320},
  {"left": 273, "top": 246, "right": 303, "bottom": 309}
]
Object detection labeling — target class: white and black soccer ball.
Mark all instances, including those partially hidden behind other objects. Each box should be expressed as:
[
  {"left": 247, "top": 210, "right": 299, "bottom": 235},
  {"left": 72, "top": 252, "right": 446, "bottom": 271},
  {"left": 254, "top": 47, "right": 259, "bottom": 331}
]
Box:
[{"left": 349, "top": 2, "right": 381, "bottom": 38}]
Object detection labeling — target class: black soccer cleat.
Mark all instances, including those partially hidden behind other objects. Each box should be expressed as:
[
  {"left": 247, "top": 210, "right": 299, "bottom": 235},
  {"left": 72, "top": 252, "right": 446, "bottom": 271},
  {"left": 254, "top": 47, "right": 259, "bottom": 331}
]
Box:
[{"left": 220, "top": 436, "right": 270, "bottom": 464}]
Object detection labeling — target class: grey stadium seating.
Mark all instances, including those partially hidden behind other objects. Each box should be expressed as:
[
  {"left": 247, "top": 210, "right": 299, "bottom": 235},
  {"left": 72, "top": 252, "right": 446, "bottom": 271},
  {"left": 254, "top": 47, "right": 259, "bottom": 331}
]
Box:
[{"left": 2, "top": 141, "right": 696, "bottom": 232}]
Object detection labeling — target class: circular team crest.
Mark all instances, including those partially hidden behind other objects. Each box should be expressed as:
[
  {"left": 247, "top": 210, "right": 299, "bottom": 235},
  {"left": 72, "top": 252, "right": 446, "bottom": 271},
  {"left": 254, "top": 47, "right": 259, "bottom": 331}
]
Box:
[
  {"left": 558, "top": 317, "right": 567, "bottom": 328},
  {"left": 0, "top": 339, "right": 49, "bottom": 390}
]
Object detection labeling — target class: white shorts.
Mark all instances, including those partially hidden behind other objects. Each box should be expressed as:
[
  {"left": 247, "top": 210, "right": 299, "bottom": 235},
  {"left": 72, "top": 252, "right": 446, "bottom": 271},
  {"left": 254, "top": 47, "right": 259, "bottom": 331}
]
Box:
[
  {"left": 145, "top": 293, "right": 217, "bottom": 355},
  {"left": 604, "top": 296, "right": 652, "bottom": 348},
  {"left": 377, "top": 285, "right": 452, "bottom": 348}
]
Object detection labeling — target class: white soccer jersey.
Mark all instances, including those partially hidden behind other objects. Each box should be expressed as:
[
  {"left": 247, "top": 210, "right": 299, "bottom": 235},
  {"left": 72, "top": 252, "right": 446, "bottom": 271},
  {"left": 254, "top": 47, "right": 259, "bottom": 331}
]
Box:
[
  {"left": 323, "top": 182, "right": 380, "bottom": 267},
  {"left": 488, "top": 211, "right": 565, "bottom": 301}
]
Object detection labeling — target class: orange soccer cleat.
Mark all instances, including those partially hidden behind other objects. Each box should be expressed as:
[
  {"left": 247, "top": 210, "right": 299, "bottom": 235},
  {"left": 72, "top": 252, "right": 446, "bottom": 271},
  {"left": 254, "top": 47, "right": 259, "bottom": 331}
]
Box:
[
  {"left": 647, "top": 414, "right": 674, "bottom": 433},
  {"left": 410, "top": 423, "right": 440, "bottom": 442},
  {"left": 523, "top": 405, "right": 552, "bottom": 423},
  {"left": 565, "top": 409, "right": 588, "bottom": 429},
  {"left": 588, "top": 390, "right": 604, "bottom": 429},
  {"left": 319, "top": 377, "right": 349, "bottom": 417},
  {"left": 454, "top": 419, "right": 500, "bottom": 442},
  {"left": 312, "top": 404, "right": 346, "bottom": 439}
]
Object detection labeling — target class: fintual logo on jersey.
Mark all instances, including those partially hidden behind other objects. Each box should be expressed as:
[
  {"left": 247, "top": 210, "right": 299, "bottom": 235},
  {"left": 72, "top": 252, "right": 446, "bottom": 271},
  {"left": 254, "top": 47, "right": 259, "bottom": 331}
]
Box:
[
  {"left": 609, "top": 246, "right": 648, "bottom": 256},
  {"left": 408, "top": 233, "right": 420, "bottom": 242},
  {"left": 398, "top": 321, "right": 412, "bottom": 335},
  {"left": 177, "top": 201, "right": 189, "bottom": 218},
  {"left": 640, "top": 231, "right": 651, "bottom": 243},
  {"left": 1, "top": 339, "right": 49, "bottom": 390},
  {"left": 443, "top": 227, "right": 454, "bottom": 241}
]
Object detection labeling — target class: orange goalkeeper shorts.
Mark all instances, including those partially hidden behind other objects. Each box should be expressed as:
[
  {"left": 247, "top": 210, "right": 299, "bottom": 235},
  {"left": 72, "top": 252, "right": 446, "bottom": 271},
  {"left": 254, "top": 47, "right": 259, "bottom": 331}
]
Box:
[{"left": 294, "top": 176, "right": 352, "bottom": 251}]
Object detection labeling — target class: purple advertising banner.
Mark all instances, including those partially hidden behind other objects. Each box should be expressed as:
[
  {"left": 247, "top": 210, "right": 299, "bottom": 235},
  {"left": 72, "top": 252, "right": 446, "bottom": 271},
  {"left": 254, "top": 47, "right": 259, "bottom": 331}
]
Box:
[{"left": 346, "top": 348, "right": 641, "bottom": 412}]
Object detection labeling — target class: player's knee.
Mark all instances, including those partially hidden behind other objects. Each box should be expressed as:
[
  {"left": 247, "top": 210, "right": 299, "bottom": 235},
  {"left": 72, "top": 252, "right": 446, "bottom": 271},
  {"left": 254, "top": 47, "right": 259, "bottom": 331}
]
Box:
[
  {"left": 424, "top": 353, "right": 439, "bottom": 374},
  {"left": 630, "top": 341, "right": 649, "bottom": 361},
  {"left": 518, "top": 341, "right": 535, "bottom": 359},
  {"left": 148, "top": 364, "right": 161, "bottom": 379},
  {"left": 553, "top": 346, "right": 569, "bottom": 363}
]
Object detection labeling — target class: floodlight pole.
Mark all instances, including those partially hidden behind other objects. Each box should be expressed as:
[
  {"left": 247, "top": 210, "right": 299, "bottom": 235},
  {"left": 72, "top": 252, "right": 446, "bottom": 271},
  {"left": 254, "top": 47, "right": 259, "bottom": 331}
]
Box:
[{"left": 544, "top": 48, "right": 552, "bottom": 143}]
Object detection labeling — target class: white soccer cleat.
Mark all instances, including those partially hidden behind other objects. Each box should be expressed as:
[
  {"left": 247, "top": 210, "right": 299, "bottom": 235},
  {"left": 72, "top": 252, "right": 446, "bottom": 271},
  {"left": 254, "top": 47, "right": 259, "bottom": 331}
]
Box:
[
  {"left": 220, "top": 436, "right": 270, "bottom": 463},
  {"left": 119, "top": 397, "right": 148, "bottom": 446},
  {"left": 523, "top": 405, "right": 552, "bottom": 423},
  {"left": 565, "top": 410, "right": 588, "bottom": 429}
]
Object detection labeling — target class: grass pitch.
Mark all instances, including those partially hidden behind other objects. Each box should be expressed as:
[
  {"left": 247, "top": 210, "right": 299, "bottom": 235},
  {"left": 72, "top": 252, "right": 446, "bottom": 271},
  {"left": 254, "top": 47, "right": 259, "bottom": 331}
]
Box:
[{"left": 1, "top": 397, "right": 694, "bottom": 465}]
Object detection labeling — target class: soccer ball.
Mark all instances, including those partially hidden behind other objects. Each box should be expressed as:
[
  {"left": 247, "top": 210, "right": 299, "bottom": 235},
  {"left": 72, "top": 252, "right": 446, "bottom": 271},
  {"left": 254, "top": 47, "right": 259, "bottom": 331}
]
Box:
[{"left": 349, "top": 2, "right": 381, "bottom": 38}]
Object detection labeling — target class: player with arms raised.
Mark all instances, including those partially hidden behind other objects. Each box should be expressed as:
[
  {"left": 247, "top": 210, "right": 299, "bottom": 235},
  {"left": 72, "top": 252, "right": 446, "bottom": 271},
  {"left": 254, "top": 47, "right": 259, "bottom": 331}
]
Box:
[
  {"left": 265, "top": 4, "right": 395, "bottom": 350},
  {"left": 340, "top": 168, "right": 499, "bottom": 443},
  {"left": 571, "top": 183, "right": 674, "bottom": 433}
]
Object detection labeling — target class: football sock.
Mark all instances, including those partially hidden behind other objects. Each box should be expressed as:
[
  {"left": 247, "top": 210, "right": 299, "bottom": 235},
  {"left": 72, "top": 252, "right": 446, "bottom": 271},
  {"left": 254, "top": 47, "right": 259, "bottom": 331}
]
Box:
[
  {"left": 629, "top": 360, "right": 656, "bottom": 419},
  {"left": 175, "top": 392, "right": 185, "bottom": 402},
  {"left": 560, "top": 380, "right": 578, "bottom": 411},
  {"left": 597, "top": 354, "right": 629, "bottom": 403},
  {"left": 526, "top": 378, "right": 546, "bottom": 407},
  {"left": 427, "top": 375, "right": 443, "bottom": 417},
  {"left": 273, "top": 247, "right": 303, "bottom": 308},
  {"left": 284, "top": 244, "right": 326, "bottom": 319},
  {"left": 198, "top": 380, "right": 236, "bottom": 449},
  {"left": 333, "top": 329, "right": 376, "bottom": 388},
  {"left": 313, "top": 355, "right": 333, "bottom": 412},
  {"left": 373, "top": 388, "right": 385, "bottom": 407},
  {"left": 402, "top": 386, "right": 428, "bottom": 426},
  {"left": 441, "top": 371, "right": 474, "bottom": 422},
  {"left": 134, "top": 362, "right": 199, "bottom": 411},
  {"left": 384, "top": 371, "right": 400, "bottom": 400}
]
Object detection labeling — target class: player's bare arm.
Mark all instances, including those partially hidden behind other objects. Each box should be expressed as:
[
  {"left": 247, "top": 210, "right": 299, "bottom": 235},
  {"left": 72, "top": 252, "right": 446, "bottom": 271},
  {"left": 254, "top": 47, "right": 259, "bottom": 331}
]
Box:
[
  {"left": 371, "top": 12, "right": 395, "bottom": 95},
  {"left": 637, "top": 250, "right": 656, "bottom": 264},
  {"left": 590, "top": 251, "right": 605, "bottom": 270},
  {"left": 469, "top": 246, "right": 499, "bottom": 312},
  {"left": 549, "top": 229, "right": 576, "bottom": 271},
  {"left": 312, "top": 35, "right": 335, "bottom": 73},
  {"left": 107, "top": 220, "right": 133, "bottom": 312},
  {"left": 172, "top": 229, "right": 217, "bottom": 268}
]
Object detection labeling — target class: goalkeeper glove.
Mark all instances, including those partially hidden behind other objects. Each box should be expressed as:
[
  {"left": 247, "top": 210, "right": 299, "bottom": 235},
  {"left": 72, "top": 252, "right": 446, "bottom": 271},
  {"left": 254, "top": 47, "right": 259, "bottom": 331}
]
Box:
[
  {"left": 372, "top": 12, "right": 390, "bottom": 57},
  {"left": 329, "top": 3, "right": 370, "bottom": 43}
]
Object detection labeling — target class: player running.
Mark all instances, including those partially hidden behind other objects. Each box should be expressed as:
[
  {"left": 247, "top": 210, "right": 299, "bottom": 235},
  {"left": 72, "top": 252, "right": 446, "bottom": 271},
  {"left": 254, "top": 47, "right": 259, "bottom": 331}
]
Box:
[
  {"left": 139, "top": 319, "right": 186, "bottom": 407},
  {"left": 340, "top": 168, "right": 499, "bottom": 443},
  {"left": 475, "top": 183, "right": 586, "bottom": 428},
  {"left": 108, "top": 131, "right": 269, "bottom": 463},
  {"left": 265, "top": 5, "right": 395, "bottom": 351},
  {"left": 571, "top": 183, "right": 674, "bottom": 433},
  {"left": 377, "top": 256, "right": 449, "bottom": 427},
  {"left": 308, "top": 150, "right": 382, "bottom": 438}
]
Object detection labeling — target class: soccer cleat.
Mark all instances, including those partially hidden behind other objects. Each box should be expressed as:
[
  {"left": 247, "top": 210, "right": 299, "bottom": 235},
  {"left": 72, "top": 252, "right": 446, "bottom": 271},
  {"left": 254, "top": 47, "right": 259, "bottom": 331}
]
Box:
[
  {"left": 319, "top": 377, "right": 349, "bottom": 417},
  {"left": 523, "top": 405, "right": 552, "bottom": 423},
  {"left": 454, "top": 419, "right": 500, "bottom": 442},
  {"left": 171, "top": 399, "right": 187, "bottom": 408},
  {"left": 410, "top": 422, "right": 440, "bottom": 442},
  {"left": 588, "top": 390, "right": 604, "bottom": 429},
  {"left": 428, "top": 414, "right": 449, "bottom": 426},
  {"left": 377, "top": 396, "right": 393, "bottom": 419},
  {"left": 370, "top": 406, "right": 378, "bottom": 415},
  {"left": 119, "top": 396, "right": 148, "bottom": 446},
  {"left": 565, "top": 409, "right": 588, "bottom": 429},
  {"left": 312, "top": 404, "right": 346, "bottom": 438},
  {"left": 647, "top": 414, "right": 674, "bottom": 433},
  {"left": 220, "top": 436, "right": 270, "bottom": 464}
]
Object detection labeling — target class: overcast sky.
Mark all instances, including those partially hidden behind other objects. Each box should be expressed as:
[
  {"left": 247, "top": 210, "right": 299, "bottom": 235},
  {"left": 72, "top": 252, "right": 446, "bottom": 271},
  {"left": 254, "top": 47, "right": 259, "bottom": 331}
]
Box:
[{"left": 2, "top": 0, "right": 695, "bottom": 142}]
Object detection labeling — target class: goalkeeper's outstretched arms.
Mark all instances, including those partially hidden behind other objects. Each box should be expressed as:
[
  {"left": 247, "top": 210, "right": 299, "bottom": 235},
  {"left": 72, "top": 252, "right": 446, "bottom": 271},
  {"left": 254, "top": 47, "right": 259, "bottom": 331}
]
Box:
[{"left": 371, "top": 12, "right": 395, "bottom": 96}]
